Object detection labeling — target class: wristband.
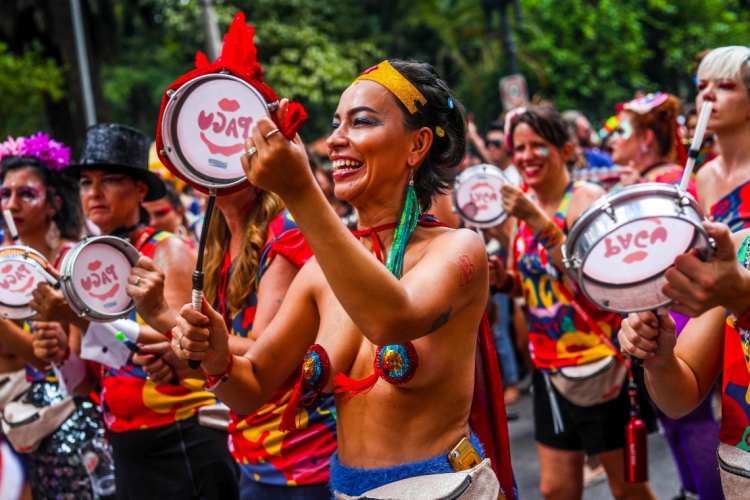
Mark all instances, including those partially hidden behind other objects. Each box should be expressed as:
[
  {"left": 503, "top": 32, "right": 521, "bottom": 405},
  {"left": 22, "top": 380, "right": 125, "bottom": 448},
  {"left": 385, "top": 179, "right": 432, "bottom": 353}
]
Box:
[
  {"left": 201, "top": 355, "right": 234, "bottom": 393},
  {"left": 53, "top": 350, "right": 86, "bottom": 397},
  {"left": 535, "top": 220, "right": 565, "bottom": 251}
]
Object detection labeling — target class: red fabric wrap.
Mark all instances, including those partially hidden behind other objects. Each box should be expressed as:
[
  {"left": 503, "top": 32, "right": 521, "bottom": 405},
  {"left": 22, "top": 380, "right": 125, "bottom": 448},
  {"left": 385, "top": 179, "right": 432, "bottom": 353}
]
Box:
[
  {"left": 470, "top": 313, "right": 515, "bottom": 500},
  {"left": 155, "top": 12, "right": 307, "bottom": 195}
]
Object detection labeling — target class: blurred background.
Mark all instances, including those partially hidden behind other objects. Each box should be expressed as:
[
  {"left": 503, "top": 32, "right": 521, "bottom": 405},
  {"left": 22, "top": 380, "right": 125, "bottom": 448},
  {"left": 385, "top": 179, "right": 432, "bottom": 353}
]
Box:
[{"left": 1, "top": 0, "right": 750, "bottom": 156}]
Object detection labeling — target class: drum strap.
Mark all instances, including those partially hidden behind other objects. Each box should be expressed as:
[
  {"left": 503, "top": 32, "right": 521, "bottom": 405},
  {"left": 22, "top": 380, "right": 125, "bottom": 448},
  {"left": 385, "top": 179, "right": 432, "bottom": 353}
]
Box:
[
  {"left": 555, "top": 284, "right": 638, "bottom": 412},
  {"left": 132, "top": 227, "right": 158, "bottom": 251}
]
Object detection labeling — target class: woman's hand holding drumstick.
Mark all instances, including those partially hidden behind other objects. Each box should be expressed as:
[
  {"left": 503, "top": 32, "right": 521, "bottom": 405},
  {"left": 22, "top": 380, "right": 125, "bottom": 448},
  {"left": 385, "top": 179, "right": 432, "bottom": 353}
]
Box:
[
  {"left": 171, "top": 297, "right": 232, "bottom": 377},
  {"left": 31, "top": 321, "right": 69, "bottom": 365},
  {"left": 619, "top": 311, "right": 677, "bottom": 370}
]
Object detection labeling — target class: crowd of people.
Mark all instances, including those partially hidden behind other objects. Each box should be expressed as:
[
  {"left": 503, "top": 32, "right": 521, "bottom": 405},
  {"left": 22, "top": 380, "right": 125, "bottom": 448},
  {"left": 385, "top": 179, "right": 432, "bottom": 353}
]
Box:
[{"left": 1, "top": 17, "right": 750, "bottom": 500}]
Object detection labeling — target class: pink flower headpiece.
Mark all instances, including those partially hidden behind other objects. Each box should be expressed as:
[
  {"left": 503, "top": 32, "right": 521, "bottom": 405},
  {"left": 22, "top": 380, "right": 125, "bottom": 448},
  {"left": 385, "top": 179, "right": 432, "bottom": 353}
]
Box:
[{"left": 0, "top": 132, "right": 71, "bottom": 172}]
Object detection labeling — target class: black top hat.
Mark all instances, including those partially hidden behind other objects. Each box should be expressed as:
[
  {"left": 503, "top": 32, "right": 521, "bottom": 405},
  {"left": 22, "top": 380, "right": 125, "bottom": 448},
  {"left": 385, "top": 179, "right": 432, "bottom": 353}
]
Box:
[{"left": 62, "top": 123, "right": 166, "bottom": 202}]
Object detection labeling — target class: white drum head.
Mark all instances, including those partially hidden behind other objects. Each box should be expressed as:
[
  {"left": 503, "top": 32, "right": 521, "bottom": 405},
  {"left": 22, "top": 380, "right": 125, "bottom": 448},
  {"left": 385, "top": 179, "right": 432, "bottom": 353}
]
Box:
[
  {"left": 582, "top": 217, "right": 695, "bottom": 285},
  {"left": 453, "top": 164, "right": 508, "bottom": 228},
  {"left": 70, "top": 243, "right": 133, "bottom": 315},
  {"left": 162, "top": 74, "right": 271, "bottom": 190},
  {"left": 0, "top": 247, "right": 51, "bottom": 319}
]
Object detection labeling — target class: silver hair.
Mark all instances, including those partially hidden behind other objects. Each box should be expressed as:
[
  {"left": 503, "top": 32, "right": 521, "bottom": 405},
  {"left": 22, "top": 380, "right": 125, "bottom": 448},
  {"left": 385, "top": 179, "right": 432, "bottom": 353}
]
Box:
[{"left": 697, "top": 46, "right": 750, "bottom": 93}]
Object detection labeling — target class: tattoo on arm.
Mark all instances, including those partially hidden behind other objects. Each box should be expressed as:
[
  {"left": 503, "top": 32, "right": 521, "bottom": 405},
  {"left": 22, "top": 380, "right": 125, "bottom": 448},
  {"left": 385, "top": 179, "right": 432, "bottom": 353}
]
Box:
[
  {"left": 458, "top": 255, "right": 476, "bottom": 287},
  {"left": 428, "top": 307, "right": 452, "bottom": 333}
]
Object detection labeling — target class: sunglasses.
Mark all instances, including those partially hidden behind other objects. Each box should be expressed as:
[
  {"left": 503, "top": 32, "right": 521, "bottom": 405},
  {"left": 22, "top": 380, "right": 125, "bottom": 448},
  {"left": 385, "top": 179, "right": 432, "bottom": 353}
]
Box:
[{"left": 486, "top": 139, "right": 504, "bottom": 148}]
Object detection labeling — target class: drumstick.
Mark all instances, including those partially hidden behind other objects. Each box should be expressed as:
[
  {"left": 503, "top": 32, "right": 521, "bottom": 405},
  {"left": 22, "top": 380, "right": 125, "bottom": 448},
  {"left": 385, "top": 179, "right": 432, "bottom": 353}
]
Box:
[
  {"left": 3, "top": 210, "right": 19, "bottom": 244},
  {"left": 188, "top": 190, "right": 218, "bottom": 369},
  {"left": 679, "top": 101, "right": 712, "bottom": 192},
  {"left": 102, "top": 322, "right": 179, "bottom": 386},
  {"left": 630, "top": 307, "right": 671, "bottom": 367}
]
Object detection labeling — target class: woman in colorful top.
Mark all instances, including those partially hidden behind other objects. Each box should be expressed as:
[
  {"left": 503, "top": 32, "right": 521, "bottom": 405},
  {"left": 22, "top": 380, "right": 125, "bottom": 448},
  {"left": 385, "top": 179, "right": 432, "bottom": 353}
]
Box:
[
  {"left": 172, "top": 60, "right": 516, "bottom": 499},
  {"left": 618, "top": 221, "right": 750, "bottom": 497},
  {"left": 610, "top": 92, "right": 722, "bottom": 499},
  {"left": 142, "top": 183, "right": 337, "bottom": 499},
  {"left": 694, "top": 46, "right": 750, "bottom": 230},
  {"left": 0, "top": 134, "right": 105, "bottom": 499},
  {"left": 492, "top": 106, "right": 657, "bottom": 500},
  {"left": 610, "top": 92, "right": 698, "bottom": 199},
  {"left": 29, "top": 124, "right": 238, "bottom": 499}
]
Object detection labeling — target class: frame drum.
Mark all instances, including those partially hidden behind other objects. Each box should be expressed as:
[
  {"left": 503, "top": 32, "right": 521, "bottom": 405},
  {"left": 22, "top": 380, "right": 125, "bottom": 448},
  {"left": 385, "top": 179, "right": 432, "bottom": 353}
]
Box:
[
  {"left": 563, "top": 184, "right": 713, "bottom": 313},
  {"left": 0, "top": 247, "right": 52, "bottom": 320},
  {"left": 160, "top": 73, "right": 272, "bottom": 194},
  {"left": 453, "top": 164, "right": 508, "bottom": 228},
  {"left": 59, "top": 236, "right": 141, "bottom": 321}
]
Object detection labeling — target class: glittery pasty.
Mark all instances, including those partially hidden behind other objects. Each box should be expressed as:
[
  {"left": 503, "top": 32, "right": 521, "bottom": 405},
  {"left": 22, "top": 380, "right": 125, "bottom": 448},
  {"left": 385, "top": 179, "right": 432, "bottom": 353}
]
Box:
[
  {"left": 375, "top": 342, "right": 418, "bottom": 385},
  {"left": 301, "top": 343, "right": 330, "bottom": 393}
]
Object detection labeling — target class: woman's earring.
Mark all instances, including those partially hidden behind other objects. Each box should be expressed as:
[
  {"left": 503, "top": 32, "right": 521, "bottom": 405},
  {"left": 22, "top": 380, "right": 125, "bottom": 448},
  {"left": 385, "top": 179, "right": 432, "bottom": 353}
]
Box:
[
  {"left": 409, "top": 168, "right": 415, "bottom": 187},
  {"left": 640, "top": 145, "right": 649, "bottom": 153},
  {"left": 45, "top": 220, "right": 61, "bottom": 249}
]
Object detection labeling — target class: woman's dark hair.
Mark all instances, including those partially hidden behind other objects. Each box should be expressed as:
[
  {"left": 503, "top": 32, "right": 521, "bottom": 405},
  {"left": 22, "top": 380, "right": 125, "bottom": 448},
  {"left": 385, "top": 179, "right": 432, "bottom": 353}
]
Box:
[
  {"left": 0, "top": 155, "right": 83, "bottom": 240},
  {"left": 388, "top": 60, "right": 467, "bottom": 210},
  {"left": 509, "top": 106, "right": 571, "bottom": 150}
]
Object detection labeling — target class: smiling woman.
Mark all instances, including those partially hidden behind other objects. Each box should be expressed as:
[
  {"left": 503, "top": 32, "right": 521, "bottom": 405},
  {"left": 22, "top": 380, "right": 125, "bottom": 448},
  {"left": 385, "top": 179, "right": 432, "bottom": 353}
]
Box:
[
  {"left": 490, "top": 106, "right": 658, "bottom": 500},
  {"left": 172, "top": 60, "right": 516, "bottom": 499}
]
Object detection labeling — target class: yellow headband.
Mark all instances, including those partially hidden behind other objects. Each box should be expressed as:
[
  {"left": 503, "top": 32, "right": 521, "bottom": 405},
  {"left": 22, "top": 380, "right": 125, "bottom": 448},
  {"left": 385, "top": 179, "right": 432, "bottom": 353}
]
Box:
[{"left": 353, "top": 61, "right": 427, "bottom": 114}]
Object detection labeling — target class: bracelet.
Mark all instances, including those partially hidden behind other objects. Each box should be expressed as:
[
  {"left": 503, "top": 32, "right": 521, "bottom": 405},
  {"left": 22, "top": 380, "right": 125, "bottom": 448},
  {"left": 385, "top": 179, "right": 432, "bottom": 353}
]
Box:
[
  {"left": 201, "top": 355, "right": 234, "bottom": 393},
  {"left": 535, "top": 220, "right": 565, "bottom": 251}
]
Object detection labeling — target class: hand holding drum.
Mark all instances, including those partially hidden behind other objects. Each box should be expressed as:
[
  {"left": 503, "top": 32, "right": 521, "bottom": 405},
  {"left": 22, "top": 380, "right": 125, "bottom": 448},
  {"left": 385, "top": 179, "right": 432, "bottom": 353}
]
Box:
[{"left": 619, "top": 310, "right": 677, "bottom": 369}]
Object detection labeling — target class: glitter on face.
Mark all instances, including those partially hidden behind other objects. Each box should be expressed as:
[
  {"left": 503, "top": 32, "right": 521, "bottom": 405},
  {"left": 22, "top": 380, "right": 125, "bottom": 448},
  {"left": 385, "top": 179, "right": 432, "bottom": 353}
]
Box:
[
  {"left": 0, "top": 182, "right": 46, "bottom": 207},
  {"left": 613, "top": 120, "right": 633, "bottom": 141},
  {"left": 538, "top": 147, "right": 549, "bottom": 158}
]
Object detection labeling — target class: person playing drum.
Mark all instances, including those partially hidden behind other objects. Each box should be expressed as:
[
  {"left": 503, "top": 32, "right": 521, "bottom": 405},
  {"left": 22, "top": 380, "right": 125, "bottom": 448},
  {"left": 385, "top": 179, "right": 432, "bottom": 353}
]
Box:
[
  {"left": 610, "top": 90, "right": 723, "bottom": 499},
  {"left": 610, "top": 92, "right": 698, "bottom": 199},
  {"left": 133, "top": 182, "right": 338, "bottom": 499},
  {"left": 617, "top": 221, "right": 750, "bottom": 497},
  {"left": 492, "top": 106, "right": 657, "bottom": 500},
  {"left": 29, "top": 124, "right": 239, "bottom": 500},
  {"left": 0, "top": 133, "right": 107, "bottom": 499},
  {"left": 695, "top": 46, "right": 750, "bottom": 230},
  {"left": 171, "top": 60, "right": 516, "bottom": 499}
]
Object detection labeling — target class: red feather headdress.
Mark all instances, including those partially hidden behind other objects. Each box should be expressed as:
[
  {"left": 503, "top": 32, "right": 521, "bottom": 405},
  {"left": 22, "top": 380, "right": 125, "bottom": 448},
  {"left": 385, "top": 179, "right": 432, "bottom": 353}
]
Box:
[{"left": 155, "top": 12, "right": 307, "bottom": 194}]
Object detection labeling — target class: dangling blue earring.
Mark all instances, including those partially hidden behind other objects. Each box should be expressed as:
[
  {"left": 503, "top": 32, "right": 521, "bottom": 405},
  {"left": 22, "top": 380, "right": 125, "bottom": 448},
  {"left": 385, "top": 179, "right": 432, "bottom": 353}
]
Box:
[{"left": 385, "top": 168, "right": 420, "bottom": 279}]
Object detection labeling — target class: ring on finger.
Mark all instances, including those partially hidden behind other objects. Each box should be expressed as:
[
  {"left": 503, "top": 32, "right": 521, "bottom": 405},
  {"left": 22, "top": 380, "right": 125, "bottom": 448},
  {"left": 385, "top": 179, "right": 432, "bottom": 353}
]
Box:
[
  {"left": 264, "top": 129, "right": 280, "bottom": 140},
  {"left": 178, "top": 334, "right": 185, "bottom": 351},
  {"left": 134, "top": 276, "right": 141, "bottom": 287},
  {"left": 246, "top": 147, "right": 258, "bottom": 159}
]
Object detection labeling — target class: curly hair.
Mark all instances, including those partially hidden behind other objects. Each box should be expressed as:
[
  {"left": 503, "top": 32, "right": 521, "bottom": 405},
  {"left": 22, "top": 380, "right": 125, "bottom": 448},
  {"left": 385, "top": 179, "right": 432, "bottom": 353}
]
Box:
[
  {"left": 625, "top": 94, "right": 682, "bottom": 158},
  {"left": 0, "top": 155, "right": 83, "bottom": 240},
  {"left": 386, "top": 60, "right": 467, "bottom": 211},
  {"left": 203, "top": 191, "right": 286, "bottom": 316}
]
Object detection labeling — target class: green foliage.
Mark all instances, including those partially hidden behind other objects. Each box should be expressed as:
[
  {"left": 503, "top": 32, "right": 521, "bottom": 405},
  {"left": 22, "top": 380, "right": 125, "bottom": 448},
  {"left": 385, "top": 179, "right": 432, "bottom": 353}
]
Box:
[{"left": 0, "top": 42, "right": 65, "bottom": 139}]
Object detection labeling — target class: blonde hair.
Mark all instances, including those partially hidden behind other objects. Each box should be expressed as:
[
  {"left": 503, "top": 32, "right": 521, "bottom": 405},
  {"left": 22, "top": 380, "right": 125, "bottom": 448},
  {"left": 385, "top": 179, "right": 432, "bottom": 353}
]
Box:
[
  {"left": 697, "top": 46, "right": 750, "bottom": 93},
  {"left": 203, "top": 191, "right": 285, "bottom": 316}
]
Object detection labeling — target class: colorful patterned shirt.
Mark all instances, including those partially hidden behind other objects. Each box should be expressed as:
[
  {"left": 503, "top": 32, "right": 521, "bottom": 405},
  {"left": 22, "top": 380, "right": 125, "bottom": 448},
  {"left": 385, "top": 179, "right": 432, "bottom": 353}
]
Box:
[
  {"left": 722, "top": 236, "right": 750, "bottom": 450},
  {"left": 513, "top": 181, "right": 623, "bottom": 371},
  {"left": 222, "top": 211, "right": 338, "bottom": 486},
  {"left": 99, "top": 230, "right": 216, "bottom": 433},
  {"left": 710, "top": 180, "right": 750, "bottom": 233}
]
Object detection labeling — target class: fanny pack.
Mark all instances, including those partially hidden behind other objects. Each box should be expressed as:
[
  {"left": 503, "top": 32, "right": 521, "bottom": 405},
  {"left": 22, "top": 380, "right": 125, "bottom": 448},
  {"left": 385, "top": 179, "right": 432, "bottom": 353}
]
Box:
[
  {"left": 0, "top": 369, "right": 31, "bottom": 410},
  {"left": 197, "top": 402, "right": 230, "bottom": 431},
  {"left": 334, "top": 458, "right": 501, "bottom": 500},
  {"left": 549, "top": 355, "right": 627, "bottom": 407},
  {"left": 717, "top": 442, "right": 750, "bottom": 499},
  {"left": 1, "top": 390, "right": 76, "bottom": 452}
]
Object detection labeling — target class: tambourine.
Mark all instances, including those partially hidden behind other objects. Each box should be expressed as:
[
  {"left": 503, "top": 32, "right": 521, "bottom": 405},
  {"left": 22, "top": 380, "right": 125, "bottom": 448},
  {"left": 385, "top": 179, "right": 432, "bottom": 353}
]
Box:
[
  {"left": 59, "top": 236, "right": 141, "bottom": 321},
  {"left": 158, "top": 73, "right": 275, "bottom": 195},
  {"left": 563, "top": 184, "right": 713, "bottom": 313},
  {"left": 0, "top": 247, "right": 55, "bottom": 320},
  {"left": 453, "top": 164, "right": 508, "bottom": 228}
]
